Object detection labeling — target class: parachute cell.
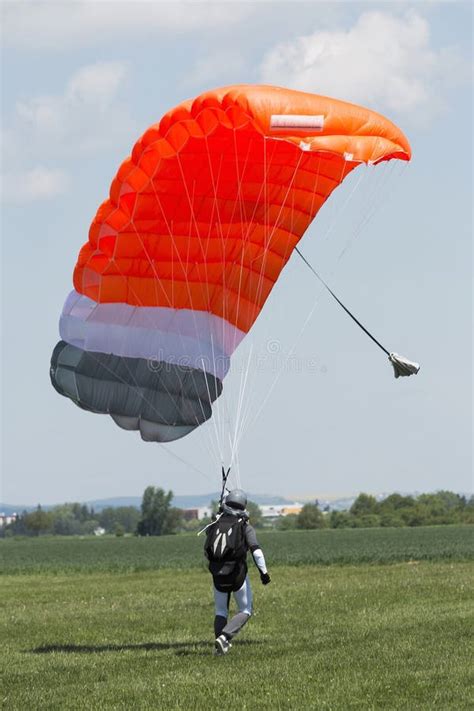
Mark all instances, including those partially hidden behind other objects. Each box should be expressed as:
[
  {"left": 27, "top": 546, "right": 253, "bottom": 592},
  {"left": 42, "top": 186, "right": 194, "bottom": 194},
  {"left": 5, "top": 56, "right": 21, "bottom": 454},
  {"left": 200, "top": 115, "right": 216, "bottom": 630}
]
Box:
[{"left": 50, "top": 84, "right": 411, "bottom": 441}]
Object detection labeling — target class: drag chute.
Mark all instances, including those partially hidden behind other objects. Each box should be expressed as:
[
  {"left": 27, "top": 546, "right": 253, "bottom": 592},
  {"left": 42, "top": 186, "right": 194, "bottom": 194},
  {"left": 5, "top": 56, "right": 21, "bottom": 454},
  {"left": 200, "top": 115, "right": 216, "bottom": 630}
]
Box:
[{"left": 50, "top": 84, "right": 411, "bottom": 442}]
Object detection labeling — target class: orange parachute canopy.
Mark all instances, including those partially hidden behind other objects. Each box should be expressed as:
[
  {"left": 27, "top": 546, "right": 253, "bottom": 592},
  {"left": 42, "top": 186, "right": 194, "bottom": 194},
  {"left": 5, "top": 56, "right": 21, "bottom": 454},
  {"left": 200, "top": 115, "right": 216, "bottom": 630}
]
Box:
[
  {"left": 74, "top": 84, "right": 410, "bottom": 335},
  {"left": 52, "top": 85, "right": 411, "bottom": 442}
]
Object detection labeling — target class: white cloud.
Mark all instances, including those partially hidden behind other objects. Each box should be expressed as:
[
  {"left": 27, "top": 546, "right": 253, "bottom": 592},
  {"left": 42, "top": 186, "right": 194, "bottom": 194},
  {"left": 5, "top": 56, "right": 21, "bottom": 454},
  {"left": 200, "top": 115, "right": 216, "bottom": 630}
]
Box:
[
  {"left": 2, "top": 61, "right": 134, "bottom": 203},
  {"left": 12, "top": 61, "right": 133, "bottom": 155},
  {"left": 64, "top": 62, "right": 128, "bottom": 112},
  {"left": 259, "top": 10, "right": 462, "bottom": 121},
  {"left": 3, "top": 1, "right": 252, "bottom": 50},
  {"left": 2, "top": 167, "right": 69, "bottom": 204}
]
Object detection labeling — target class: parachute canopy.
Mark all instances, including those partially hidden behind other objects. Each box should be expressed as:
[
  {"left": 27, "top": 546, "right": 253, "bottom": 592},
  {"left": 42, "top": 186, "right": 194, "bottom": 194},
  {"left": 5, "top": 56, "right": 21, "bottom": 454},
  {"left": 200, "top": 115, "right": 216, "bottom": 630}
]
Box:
[{"left": 51, "top": 84, "right": 411, "bottom": 442}]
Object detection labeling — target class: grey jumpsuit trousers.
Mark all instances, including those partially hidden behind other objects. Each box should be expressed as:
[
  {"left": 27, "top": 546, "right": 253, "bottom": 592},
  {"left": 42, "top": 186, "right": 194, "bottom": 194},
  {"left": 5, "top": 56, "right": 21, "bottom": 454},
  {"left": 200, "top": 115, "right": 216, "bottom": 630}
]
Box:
[{"left": 213, "top": 522, "right": 268, "bottom": 640}]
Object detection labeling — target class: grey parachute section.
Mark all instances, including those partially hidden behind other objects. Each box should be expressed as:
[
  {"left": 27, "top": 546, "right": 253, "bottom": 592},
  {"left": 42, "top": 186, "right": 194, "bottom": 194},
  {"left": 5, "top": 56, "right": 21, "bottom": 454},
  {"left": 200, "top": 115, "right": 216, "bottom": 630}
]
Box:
[{"left": 50, "top": 341, "right": 222, "bottom": 442}]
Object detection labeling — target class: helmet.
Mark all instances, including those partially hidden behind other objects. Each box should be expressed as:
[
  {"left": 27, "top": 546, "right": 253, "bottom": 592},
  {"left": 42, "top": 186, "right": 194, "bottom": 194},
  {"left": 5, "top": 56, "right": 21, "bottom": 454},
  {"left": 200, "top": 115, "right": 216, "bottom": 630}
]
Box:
[{"left": 225, "top": 489, "right": 248, "bottom": 511}]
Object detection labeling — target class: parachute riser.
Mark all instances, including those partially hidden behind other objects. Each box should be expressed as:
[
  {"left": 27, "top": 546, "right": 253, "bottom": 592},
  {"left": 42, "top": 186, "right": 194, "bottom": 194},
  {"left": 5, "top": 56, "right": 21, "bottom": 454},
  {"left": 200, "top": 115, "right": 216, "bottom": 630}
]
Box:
[
  {"left": 196, "top": 465, "right": 231, "bottom": 537},
  {"left": 219, "top": 465, "right": 231, "bottom": 509}
]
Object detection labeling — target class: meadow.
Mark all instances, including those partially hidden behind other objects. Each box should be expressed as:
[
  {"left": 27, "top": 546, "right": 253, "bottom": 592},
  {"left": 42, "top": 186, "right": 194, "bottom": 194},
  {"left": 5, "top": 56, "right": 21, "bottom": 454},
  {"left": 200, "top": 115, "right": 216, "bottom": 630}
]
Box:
[
  {"left": 1, "top": 526, "right": 473, "bottom": 710},
  {"left": 1, "top": 524, "right": 473, "bottom": 575}
]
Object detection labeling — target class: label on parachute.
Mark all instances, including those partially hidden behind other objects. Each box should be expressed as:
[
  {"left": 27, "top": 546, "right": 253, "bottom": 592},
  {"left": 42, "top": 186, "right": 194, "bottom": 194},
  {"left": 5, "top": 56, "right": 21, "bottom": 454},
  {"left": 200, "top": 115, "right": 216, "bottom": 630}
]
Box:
[{"left": 270, "top": 114, "right": 325, "bottom": 132}]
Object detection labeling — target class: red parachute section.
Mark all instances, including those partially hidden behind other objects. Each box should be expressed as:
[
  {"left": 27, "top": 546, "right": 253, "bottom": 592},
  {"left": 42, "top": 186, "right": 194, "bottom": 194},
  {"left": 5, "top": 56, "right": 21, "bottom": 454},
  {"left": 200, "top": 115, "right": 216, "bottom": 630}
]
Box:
[{"left": 74, "top": 84, "right": 411, "bottom": 334}]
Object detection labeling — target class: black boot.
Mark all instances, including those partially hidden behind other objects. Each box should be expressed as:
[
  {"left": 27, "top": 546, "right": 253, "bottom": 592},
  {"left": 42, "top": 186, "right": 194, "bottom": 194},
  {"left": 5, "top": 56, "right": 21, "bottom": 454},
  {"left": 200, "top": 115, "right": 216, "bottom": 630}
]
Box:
[{"left": 214, "top": 615, "right": 227, "bottom": 637}]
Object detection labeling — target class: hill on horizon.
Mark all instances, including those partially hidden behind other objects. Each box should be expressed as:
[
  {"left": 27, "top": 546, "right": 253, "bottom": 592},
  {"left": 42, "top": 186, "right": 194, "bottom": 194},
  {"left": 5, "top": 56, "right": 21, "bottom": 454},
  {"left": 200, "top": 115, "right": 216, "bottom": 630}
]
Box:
[
  {"left": 0, "top": 492, "right": 291, "bottom": 515},
  {"left": 3, "top": 490, "right": 463, "bottom": 516}
]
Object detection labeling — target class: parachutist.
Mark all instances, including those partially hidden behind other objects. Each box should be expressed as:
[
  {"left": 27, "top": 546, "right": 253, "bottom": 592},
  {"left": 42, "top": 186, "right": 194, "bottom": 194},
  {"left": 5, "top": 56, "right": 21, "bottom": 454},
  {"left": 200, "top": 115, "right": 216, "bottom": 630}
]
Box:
[{"left": 204, "top": 489, "right": 271, "bottom": 655}]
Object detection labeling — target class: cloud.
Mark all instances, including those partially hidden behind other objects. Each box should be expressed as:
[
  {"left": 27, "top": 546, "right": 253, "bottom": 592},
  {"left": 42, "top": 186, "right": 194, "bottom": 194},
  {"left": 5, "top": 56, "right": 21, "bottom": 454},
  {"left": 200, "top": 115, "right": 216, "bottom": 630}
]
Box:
[
  {"left": 3, "top": 1, "right": 252, "bottom": 50},
  {"left": 2, "top": 61, "right": 134, "bottom": 203},
  {"left": 12, "top": 61, "right": 133, "bottom": 156},
  {"left": 259, "top": 10, "right": 463, "bottom": 121},
  {"left": 2, "top": 167, "right": 69, "bottom": 204}
]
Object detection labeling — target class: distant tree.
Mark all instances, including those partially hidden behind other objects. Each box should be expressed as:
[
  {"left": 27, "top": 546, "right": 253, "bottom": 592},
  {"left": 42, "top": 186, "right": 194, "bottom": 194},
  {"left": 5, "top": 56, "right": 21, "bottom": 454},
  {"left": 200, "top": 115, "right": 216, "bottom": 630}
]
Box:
[
  {"left": 329, "top": 511, "right": 353, "bottom": 529},
  {"left": 136, "top": 487, "right": 183, "bottom": 536},
  {"left": 434, "top": 491, "right": 465, "bottom": 511},
  {"left": 80, "top": 504, "right": 90, "bottom": 522},
  {"left": 68, "top": 502, "right": 93, "bottom": 523},
  {"left": 182, "top": 518, "right": 204, "bottom": 532},
  {"left": 402, "top": 504, "right": 431, "bottom": 527},
  {"left": 98, "top": 507, "right": 116, "bottom": 532},
  {"left": 115, "top": 506, "right": 140, "bottom": 533},
  {"left": 46, "top": 503, "right": 100, "bottom": 535},
  {"left": 277, "top": 513, "right": 298, "bottom": 530},
  {"left": 416, "top": 491, "right": 465, "bottom": 524},
  {"left": 23, "top": 506, "right": 54, "bottom": 536},
  {"left": 297, "top": 502, "right": 326, "bottom": 529},
  {"left": 378, "top": 493, "right": 416, "bottom": 512},
  {"left": 99, "top": 506, "right": 140, "bottom": 533},
  {"left": 52, "top": 514, "right": 82, "bottom": 536},
  {"left": 164, "top": 507, "right": 184, "bottom": 535},
  {"left": 138, "top": 486, "right": 163, "bottom": 534},
  {"left": 350, "top": 494, "right": 378, "bottom": 517},
  {"left": 462, "top": 496, "right": 474, "bottom": 524},
  {"left": 247, "top": 500, "right": 263, "bottom": 528},
  {"left": 113, "top": 523, "right": 125, "bottom": 537},
  {"left": 351, "top": 514, "right": 381, "bottom": 528},
  {"left": 81, "top": 519, "right": 101, "bottom": 535},
  {"left": 380, "top": 512, "right": 404, "bottom": 528},
  {"left": 417, "top": 494, "right": 447, "bottom": 518}
]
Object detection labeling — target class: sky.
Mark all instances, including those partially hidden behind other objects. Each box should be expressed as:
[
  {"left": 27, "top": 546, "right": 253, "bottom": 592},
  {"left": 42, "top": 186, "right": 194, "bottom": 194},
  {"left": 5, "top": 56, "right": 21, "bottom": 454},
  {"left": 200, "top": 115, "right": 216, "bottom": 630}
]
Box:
[{"left": 1, "top": 1, "right": 472, "bottom": 506}]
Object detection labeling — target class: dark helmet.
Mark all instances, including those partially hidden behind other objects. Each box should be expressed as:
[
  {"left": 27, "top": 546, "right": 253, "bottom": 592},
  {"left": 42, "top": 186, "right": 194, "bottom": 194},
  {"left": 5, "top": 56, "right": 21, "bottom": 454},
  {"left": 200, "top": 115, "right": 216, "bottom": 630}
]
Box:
[{"left": 225, "top": 489, "right": 248, "bottom": 511}]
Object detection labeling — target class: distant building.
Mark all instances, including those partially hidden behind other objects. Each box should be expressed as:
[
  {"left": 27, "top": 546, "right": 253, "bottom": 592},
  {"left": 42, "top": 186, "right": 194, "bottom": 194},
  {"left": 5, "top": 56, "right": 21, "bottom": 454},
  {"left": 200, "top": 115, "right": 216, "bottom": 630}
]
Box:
[
  {"left": 260, "top": 504, "right": 303, "bottom": 520},
  {"left": 0, "top": 512, "right": 18, "bottom": 527},
  {"left": 280, "top": 505, "right": 303, "bottom": 516},
  {"left": 183, "top": 506, "right": 212, "bottom": 521},
  {"left": 183, "top": 503, "right": 303, "bottom": 522}
]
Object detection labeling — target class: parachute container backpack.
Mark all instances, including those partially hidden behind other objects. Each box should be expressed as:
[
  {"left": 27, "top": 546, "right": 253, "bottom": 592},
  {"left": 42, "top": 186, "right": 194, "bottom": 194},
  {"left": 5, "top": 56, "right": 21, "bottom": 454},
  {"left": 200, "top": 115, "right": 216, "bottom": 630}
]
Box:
[
  {"left": 205, "top": 513, "right": 248, "bottom": 592},
  {"left": 50, "top": 85, "right": 411, "bottom": 443}
]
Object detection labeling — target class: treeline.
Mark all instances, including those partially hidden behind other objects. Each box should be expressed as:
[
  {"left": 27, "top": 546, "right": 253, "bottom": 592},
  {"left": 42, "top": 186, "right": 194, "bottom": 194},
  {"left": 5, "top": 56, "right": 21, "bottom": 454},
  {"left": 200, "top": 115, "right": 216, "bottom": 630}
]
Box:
[
  {"left": 1, "top": 487, "right": 264, "bottom": 538},
  {"left": 2, "top": 489, "right": 472, "bottom": 538},
  {"left": 3, "top": 489, "right": 181, "bottom": 538},
  {"left": 3, "top": 502, "right": 141, "bottom": 537},
  {"left": 279, "top": 491, "right": 474, "bottom": 530},
  {"left": 2, "top": 490, "right": 187, "bottom": 539}
]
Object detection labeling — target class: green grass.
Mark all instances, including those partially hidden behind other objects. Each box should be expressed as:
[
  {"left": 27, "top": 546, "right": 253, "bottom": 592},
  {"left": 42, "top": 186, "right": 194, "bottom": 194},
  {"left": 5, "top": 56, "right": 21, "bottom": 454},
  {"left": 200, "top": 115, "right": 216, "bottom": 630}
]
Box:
[
  {"left": 2, "top": 525, "right": 473, "bottom": 575},
  {"left": 1, "top": 528, "right": 473, "bottom": 709},
  {"left": 1, "top": 562, "right": 473, "bottom": 710}
]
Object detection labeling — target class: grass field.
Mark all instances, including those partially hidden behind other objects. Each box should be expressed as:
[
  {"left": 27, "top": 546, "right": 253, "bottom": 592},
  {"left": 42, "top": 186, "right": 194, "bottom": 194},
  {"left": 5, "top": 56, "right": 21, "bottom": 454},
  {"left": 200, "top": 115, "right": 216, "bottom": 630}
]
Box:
[
  {"left": 1, "top": 527, "right": 473, "bottom": 710},
  {"left": 1, "top": 525, "right": 473, "bottom": 574}
]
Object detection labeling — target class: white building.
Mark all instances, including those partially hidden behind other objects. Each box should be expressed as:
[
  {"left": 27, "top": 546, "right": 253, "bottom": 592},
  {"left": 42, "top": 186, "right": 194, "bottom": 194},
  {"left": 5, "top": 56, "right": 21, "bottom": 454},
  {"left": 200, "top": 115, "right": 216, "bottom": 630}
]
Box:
[{"left": 0, "top": 512, "right": 18, "bottom": 527}]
